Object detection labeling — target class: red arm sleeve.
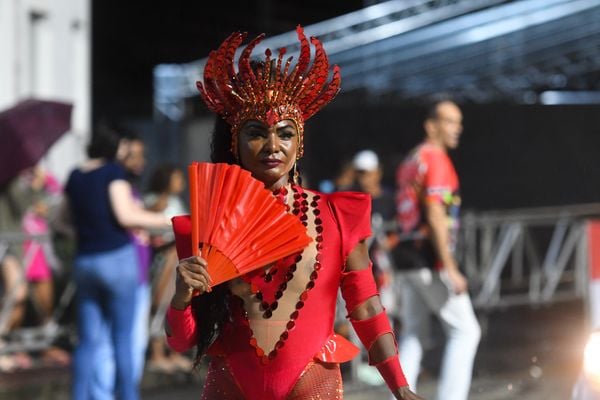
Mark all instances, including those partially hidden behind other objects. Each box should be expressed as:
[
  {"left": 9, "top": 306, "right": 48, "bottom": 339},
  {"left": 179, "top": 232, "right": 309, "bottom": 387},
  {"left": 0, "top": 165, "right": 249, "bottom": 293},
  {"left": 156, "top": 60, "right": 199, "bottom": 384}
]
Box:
[
  {"left": 166, "top": 216, "right": 199, "bottom": 352},
  {"left": 341, "top": 263, "right": 379, "bottom": 315},
  {"left": 331, "top": 193, "right": 408, "bottom": 391},
  {"left": 165, "top": 305, "right": 198, "bottom": 352}
]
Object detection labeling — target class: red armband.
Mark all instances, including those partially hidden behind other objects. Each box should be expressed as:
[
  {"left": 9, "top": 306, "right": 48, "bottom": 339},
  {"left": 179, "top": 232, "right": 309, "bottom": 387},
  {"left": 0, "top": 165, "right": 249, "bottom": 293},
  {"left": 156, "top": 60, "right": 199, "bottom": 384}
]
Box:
[
  {"left": 341, "top": 263, "right": 378, "bottom": 314},
  {"left": 165, "top": 305, "right": 197, "bottom": 352},
  {"left": 349, "top": 310, "right": 393, "bottom": 352},
  {"left": 374, "top": 355, "right": 408, "bottom": 391}
]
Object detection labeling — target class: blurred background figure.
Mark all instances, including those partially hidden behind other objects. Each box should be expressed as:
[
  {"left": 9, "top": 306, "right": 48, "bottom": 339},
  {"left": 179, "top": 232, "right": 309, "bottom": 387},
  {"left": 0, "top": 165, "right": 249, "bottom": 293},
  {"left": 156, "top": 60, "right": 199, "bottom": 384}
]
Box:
[
  {"left": 143, "top": 163, "right": 192, "bottom": 373},
  {"left": 351, "top": 149, "right": 398, "bottom": 309},
  {"left": 318, "top": 158, "right": 356, "bottom": 194},
  {"left": 144, "top": 163, "right": 187, "bottom": 221},
  {"left": 393, "top": 99, "right": 480, "bottom": 400},
  {"left": 0, "top": 165, "right": 69, "bottom": 371},
  {"left": 0, "top": 173, "right": 35, "bottom": 371},
  {"left": 20, "top": 165, "right": 70, "bottom": 367},
  {"left": 91, "top": 124, "right": 159, "bottom": 398},
  {"left": 353, "top": 150, "right": 396, "bottom": 219},
  {"left": 117, "top": 128, "right": 156, "bottom": 385},
  {"left": 334, "top": 159, "right": 357, "bottom": 192},
  {"left": 62, "top": 124, "right": 170, "bottom": 400},
  {"left": 0, "top": 96, "right": 74, "bottom": 373}
]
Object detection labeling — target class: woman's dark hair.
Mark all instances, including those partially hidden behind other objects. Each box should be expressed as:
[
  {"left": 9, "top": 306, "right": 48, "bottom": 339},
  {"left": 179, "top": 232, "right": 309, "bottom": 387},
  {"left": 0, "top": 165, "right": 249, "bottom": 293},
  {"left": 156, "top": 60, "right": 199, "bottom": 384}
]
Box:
[
  {"left": 191, "top": 116, "right": 235, "bottom": 363},
  {"left": 191, "top": 284, "right": 231, "bottom": 364},
  {"left": 147, "top": 163, "right": 180, "bottom": 194},
  {"left": 86, "top": 124, "right": 121, "bottom": 160},
  {"left": 210, "top": 117, "right": 237, "bottom": 163}
]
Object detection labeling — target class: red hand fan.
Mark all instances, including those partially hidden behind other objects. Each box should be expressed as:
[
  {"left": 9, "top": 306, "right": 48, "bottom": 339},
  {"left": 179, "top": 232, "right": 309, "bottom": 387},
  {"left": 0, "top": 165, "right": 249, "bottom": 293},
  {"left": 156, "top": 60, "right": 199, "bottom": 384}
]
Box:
[{"left": 187, "top": 162, "right": 312, "bottom": 287}]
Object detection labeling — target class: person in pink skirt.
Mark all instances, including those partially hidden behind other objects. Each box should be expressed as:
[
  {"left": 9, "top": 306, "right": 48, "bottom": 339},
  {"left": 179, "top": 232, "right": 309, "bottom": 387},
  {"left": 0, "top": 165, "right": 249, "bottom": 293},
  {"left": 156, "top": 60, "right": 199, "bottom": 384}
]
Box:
[{"left": 21, "top": 166, "right": 71, "bottom": 366}]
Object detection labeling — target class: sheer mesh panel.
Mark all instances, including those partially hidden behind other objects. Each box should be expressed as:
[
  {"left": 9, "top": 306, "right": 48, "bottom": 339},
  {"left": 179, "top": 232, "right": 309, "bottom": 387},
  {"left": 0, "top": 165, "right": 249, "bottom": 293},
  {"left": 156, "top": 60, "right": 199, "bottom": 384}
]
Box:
[
  {"left": 287, "top": 361, "right": 343, "bottom": 400},
  {"left": 201, "top": 358, "right": 343, "bottom": 399}
]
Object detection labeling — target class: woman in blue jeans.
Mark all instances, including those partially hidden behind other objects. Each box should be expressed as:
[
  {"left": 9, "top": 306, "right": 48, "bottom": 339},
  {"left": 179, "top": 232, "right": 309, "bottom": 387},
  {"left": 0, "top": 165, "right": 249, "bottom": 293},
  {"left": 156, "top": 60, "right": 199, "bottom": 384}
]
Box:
[{"left": 62, "top": 126, "right": 170, "bottom": 400}]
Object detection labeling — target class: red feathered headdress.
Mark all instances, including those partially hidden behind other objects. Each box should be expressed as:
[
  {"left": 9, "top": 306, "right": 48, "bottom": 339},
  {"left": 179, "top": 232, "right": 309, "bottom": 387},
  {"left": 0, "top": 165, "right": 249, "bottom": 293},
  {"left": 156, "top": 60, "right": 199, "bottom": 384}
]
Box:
[{"left": 196, "top": 25, "right": 341, "bottom": 158}]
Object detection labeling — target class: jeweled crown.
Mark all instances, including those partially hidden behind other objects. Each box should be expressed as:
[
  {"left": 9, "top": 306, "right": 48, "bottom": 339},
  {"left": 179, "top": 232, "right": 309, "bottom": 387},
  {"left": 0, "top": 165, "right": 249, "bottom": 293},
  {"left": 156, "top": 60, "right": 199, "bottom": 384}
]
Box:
[{"left": 196, "top": 25, "right": 341, "bottom": 158}]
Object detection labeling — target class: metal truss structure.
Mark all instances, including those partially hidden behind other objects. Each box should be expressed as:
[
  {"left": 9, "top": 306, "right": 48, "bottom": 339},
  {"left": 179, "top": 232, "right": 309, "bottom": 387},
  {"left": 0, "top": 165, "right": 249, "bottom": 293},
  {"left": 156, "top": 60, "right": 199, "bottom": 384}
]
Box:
[
  {"left": 154, "top": 0, "right": 600, "bottom": 120},
  {"left": 459, "top": 203, "right": 600, "bottom": 311},
  {"left": 369, "top": 202, "right": 600, "bottom": 313}
]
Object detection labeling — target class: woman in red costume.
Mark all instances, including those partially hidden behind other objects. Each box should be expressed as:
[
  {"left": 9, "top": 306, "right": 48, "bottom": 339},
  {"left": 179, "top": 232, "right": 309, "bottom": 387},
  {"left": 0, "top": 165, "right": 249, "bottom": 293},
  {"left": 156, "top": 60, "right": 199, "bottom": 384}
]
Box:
[{"left": 166, "top": 25, "right": 423, "bottom": 400}]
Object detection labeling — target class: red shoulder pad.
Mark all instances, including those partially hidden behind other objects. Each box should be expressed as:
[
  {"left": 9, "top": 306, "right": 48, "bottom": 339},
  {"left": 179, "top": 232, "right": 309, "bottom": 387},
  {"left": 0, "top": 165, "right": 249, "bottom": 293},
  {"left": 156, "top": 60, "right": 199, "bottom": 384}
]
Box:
[{"left": 328, "top": 191, "right": 372, "bottom": 261}]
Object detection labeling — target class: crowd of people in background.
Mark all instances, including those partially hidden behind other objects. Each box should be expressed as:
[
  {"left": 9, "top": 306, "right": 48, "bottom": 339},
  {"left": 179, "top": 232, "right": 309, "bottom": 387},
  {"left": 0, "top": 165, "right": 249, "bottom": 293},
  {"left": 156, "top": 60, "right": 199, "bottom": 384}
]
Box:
[
  {"left": 0, "top": 122, "right": 195, "bottom": 387},
  {"left": 0, "top": 165, "right": 71, "bottom": 370}
]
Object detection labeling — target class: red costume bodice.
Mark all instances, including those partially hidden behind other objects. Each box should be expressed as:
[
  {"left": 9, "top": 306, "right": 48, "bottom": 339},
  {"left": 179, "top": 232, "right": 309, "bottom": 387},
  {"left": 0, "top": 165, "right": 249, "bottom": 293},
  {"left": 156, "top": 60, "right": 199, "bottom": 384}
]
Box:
[{"left": 168, "top": 189, "right": 379, "bottom": 399}]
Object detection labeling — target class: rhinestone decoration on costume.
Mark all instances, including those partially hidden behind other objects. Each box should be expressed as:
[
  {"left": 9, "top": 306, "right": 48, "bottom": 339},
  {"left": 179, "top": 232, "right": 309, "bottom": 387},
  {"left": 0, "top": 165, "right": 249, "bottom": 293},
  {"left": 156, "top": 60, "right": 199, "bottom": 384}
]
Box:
[{"left": 195, "top": 25, "right": 341, "bottom": 158}]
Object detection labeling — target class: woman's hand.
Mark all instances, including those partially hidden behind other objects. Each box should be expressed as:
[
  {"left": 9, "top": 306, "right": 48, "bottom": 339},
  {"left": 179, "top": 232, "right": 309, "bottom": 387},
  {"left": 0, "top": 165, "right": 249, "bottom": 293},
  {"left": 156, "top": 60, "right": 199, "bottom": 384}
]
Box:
[
  {"left": 393, "top": 386, "right": 425, "bottom": 400},
  {"left": 170, "top": 256, "right": 213, "bottom": 309}
]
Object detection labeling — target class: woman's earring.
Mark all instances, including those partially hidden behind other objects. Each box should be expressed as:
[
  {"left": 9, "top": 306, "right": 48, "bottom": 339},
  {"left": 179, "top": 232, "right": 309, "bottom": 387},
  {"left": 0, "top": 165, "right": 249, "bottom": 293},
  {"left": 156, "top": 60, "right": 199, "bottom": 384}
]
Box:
[{"left": 293, "top": 163, "right": 300, "bottom": 186}]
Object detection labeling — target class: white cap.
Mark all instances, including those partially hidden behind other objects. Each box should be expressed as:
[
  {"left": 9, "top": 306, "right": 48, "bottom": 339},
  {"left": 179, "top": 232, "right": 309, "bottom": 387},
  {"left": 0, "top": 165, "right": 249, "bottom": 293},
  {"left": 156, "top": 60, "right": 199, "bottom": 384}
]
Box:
[{"left": 352, "top": 150, "right": 379, "bottom": 171}]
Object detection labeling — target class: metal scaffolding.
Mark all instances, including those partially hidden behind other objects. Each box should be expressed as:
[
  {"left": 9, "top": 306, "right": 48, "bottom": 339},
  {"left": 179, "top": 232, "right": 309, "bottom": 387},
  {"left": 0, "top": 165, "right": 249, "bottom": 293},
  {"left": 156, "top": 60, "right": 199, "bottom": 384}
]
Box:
[
  {"left": 460, "top": 203, "right": 600, "bottom": 310},
  {"left": 153, "top": 0, "right": 512, "bottom": 121},
  {"left": 153, "top": 0, "right": 600, "bottom": 121}
]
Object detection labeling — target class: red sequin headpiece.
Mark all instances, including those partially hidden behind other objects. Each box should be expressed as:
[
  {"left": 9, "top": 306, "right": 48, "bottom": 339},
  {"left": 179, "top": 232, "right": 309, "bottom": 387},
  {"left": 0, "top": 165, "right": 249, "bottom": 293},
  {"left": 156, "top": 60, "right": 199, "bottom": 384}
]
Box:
[{"left": 196, "top": 25, "right": 341, "bottom": 158}]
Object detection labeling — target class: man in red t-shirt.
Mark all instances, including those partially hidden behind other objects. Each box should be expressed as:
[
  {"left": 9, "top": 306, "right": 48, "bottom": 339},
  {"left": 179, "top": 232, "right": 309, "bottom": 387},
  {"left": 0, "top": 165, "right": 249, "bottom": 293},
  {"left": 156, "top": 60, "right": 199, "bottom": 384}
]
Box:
[{"left": 392, "top": 100, "right": 480, "bottom": 400}]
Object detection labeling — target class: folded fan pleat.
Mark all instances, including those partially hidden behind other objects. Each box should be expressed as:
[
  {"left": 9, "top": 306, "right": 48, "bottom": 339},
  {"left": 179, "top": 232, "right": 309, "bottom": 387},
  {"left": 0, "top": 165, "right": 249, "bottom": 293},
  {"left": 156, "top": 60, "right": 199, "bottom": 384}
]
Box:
[{"left": 188, "top": 162, "right": 312, "bottom": 286}]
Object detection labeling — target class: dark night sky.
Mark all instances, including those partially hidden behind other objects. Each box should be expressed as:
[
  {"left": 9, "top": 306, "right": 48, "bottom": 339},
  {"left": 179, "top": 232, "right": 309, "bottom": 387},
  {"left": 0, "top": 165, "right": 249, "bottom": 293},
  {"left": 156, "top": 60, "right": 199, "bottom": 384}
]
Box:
[{"left": 92, "top": 1, "right": 364, "bottom": 122}]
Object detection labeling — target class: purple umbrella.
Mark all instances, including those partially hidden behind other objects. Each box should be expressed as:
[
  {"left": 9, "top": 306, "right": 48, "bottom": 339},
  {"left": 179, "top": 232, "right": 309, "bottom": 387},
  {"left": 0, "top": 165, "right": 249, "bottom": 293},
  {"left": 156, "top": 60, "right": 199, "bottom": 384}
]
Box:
[{"left": 0, "top": 98, "right": 73, "bottom": 185}]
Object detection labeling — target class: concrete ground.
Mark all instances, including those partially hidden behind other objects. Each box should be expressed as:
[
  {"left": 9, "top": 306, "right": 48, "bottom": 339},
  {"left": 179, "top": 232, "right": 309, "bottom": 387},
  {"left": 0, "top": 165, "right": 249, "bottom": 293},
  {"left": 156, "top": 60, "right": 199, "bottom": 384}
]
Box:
[
  {"left": 343, "top": 299, "right": 586, "bottom": 400},
  {"left": 0, "top": 299, "right": 588, "bottom": 400}
]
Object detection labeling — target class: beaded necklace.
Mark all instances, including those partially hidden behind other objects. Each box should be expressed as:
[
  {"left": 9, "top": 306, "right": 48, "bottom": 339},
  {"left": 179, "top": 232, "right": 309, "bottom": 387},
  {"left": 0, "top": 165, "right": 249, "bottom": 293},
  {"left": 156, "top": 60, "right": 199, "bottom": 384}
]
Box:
[{"left": 238, "top": 183, "right": 323, "bottom": 364}]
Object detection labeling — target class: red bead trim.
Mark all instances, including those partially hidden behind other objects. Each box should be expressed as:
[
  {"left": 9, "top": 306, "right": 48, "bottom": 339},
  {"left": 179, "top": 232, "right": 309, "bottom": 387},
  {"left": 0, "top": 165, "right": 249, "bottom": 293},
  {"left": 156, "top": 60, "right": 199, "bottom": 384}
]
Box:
[{"left": 241, "top": 186, "right": 323, "bottom": 363}]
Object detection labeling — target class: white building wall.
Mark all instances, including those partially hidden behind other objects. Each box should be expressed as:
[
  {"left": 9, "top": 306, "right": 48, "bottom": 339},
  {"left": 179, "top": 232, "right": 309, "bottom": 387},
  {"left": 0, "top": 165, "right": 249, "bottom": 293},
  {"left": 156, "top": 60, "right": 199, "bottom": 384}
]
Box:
[{"left": 0, "top": 0, "right": 91, "bottom": 184}]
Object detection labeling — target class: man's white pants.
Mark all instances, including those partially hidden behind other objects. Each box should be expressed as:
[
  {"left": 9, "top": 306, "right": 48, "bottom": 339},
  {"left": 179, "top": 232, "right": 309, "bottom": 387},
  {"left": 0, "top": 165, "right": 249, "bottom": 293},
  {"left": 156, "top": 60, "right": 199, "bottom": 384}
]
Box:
[{"left": 396, "top": 268, "right": 481, "bottom": 400}]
